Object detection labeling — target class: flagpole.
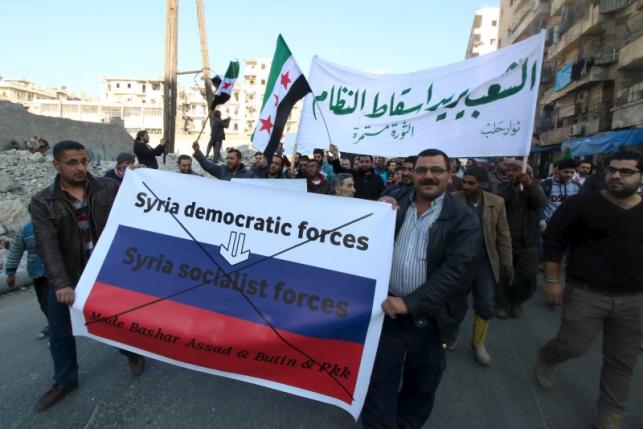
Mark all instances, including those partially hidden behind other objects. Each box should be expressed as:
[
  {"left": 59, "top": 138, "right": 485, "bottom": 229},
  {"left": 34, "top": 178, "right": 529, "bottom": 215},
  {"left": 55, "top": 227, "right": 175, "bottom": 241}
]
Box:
[{"left": 195, "top": 0, "right": 216, "bottom": 153}]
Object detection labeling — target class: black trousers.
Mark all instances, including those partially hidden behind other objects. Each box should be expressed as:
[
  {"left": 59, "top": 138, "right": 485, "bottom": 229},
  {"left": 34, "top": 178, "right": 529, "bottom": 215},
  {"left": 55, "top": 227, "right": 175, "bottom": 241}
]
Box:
[
  {"left": 495, "top": 246, "right": 538, "bottom": 308},
  {"left": 362, "top": 315, "right": 446, "bottom": 429},
  {"left": 32, "top": 276, "right": 48, "bottom": 317}
]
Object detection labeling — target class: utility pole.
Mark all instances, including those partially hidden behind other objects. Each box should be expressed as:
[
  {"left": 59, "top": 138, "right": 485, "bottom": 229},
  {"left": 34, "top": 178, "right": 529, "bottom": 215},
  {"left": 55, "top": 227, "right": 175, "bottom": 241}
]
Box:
[
  {"left": 163, "top": 0, "right": 179, "bottom": 159},
  {"left": 196, "top": 0, "right": 216, "bottom": 129}
]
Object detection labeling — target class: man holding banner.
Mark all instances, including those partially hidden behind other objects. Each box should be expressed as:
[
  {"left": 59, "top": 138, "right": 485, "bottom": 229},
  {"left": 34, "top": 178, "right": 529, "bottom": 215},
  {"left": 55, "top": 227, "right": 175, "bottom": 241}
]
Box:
[
  {"left": 362, "top": 149, "right": 481, "bottom": 428},
  {"left": 30, "top": 141, "right": 145, "bottom": 412}
]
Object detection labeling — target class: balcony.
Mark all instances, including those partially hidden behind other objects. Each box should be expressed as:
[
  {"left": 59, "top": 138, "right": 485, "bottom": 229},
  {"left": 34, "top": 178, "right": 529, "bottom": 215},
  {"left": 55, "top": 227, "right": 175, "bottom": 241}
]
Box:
[
  {"left": 547, "top": 4, "right": 604, "bottom": 60},
  {"left": 617, "top": 34, "right": 643, "bottom": 70},
  {"left": 612, "top": 98, "right": 643, "bottom": 128},
  {"left": 509, "top": 0, "right": 550, "bottom": 44},
  {"left": 550, "top": 0, "right": 575, "bottom": 16},
  {"left": 543, "top": 65, "right": 613, "bottom": 104},
  {"left": 540, "top": 117, "right": 605, "bottom": 145}
]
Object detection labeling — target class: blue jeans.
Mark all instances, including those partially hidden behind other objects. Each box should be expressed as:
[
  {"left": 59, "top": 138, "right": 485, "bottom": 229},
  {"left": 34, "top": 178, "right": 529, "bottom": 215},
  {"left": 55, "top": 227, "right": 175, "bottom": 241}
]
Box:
[
  {"left": 46, "top": 288, "right": 78, "bottom": 386},
  {"left": 362, "top": 316, "right": 446, "bottom": 429}
]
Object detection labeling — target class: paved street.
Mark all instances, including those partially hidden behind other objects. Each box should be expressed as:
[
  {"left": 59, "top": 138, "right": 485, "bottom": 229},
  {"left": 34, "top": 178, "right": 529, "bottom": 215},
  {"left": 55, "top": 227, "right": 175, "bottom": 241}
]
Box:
[{"left": 1, "top": 286, "right": 642, "bottom": 429}]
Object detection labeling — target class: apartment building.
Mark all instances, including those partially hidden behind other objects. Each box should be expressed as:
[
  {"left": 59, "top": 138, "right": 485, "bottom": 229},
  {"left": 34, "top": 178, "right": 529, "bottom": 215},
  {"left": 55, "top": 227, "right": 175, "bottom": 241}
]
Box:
[
  {"left": 466, "top": 6, "right": 501, "bottom": 58},
  {"left": 499, "top": 0, "right": 643, "bottom": 149},
  {"left": 28, "top": 58, "right": 304, "bottom": 140},
  {"left": 0, "top": 78, "right": 78, "bottom": 107}
]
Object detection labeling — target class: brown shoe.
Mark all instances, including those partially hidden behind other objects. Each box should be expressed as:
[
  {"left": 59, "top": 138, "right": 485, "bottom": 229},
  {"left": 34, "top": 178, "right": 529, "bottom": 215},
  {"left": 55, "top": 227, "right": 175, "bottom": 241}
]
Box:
[
  {"left": 128, "top": 355, "right": 145, "bottom": 377},
  {"left": 34, "top": 382, "right": 78, "bottom": 412}
]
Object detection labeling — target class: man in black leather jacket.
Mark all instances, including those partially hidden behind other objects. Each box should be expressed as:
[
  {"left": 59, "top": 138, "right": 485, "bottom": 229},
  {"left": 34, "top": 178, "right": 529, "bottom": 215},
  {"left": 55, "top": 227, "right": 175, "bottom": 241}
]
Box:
[{"left": 361, "top": 149, "right": 481, "bottom": 429}]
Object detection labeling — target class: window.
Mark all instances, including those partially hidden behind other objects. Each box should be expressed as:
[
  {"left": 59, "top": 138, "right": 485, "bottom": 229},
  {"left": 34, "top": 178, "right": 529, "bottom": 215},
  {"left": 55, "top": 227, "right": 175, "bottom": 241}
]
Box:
[
  {"left": 261, "top": 79, "right": 266, "bottom": 85},
  {"left": 142, "top": 84, "right": 146, "bottom": 92},
  {"left": 490, "top": 38, "right": 496, "bottom": 46},
  {"left": 261, "top": 64, "right": 266, "bottom": 69},
  {"left": 127, "top": 83, "right": 131, "bottom": 89},
  {"left": 233, "top": 123, "right": 238, "bottom": 131},
  {"left": 107, "top": 83, "right": 111, "bottom": 91},
  {"left": 492, "top": 20, "right": 497, "bottom": 26},
  {"left": 116, "top": 83, "right": 120, "bottom": 89}
]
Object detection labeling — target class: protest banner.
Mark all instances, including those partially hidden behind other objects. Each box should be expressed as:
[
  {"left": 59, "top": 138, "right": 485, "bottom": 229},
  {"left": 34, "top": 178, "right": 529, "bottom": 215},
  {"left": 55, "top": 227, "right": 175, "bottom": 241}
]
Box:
[
  {"left": 297, "top": 32, "right": 545, "bottom": 158},
  {"left": 70, "top": 169, "right": 395, "bottom": 418}
]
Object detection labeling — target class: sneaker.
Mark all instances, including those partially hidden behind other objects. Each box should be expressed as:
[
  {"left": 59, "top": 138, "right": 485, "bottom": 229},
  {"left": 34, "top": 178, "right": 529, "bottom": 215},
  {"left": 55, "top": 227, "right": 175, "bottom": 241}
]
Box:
[
  {"left": 534, "top": 358, "right": 555, "bottom": 389},
  {"left": 34, "top": 382, "right": 79, "bottom": 412},
  {"left": 127, "top": 355, "right": 146, "bottom": 377},
  {"left": 37, "top": 326, "right": 49, "bottom": 340}
]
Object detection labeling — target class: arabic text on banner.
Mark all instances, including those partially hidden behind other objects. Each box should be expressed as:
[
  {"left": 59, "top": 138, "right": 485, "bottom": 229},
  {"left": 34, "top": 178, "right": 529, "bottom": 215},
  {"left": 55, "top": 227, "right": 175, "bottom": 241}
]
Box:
[
  {"left": 70, "top": 169, "right": 395, "bottom": 419},
  {"left": 297, "top": 32, "right": 545, "bottom": 158}
]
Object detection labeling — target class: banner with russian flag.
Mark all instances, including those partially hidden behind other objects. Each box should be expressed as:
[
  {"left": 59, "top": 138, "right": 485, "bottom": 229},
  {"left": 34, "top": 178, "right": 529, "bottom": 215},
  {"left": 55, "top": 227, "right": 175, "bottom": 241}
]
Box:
[{"left": 70, "top": 168, "right": 394, "bottom": 418}]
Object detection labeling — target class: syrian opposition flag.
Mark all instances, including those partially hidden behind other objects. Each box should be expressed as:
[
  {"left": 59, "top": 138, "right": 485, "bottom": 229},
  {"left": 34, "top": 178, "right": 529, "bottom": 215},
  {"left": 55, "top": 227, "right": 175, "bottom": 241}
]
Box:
[
  {"left": 252, "top": 35, "right": 311, "bottom": 160},
  {"left": 211, "top": 60, "right": 240, "bottom": 107}
]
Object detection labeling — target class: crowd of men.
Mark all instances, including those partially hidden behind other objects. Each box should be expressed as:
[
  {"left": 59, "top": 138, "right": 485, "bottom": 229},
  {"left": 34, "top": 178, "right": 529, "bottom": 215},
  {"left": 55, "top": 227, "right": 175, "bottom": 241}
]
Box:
[{"left": 4, "top": 129, "right": 642, "bottom": 429}]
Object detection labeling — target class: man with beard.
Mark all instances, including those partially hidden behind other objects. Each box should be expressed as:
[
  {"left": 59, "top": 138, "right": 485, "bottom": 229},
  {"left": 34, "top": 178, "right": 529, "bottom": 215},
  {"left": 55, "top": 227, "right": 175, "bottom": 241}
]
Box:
[
  {"left": 266, "top": 155, "right": 286, "bottom": 179},
  {"left": 536, "top": 150, "right": 643, "bottom": 429},
  {"left": 192, "top": 144, "right": 255, "bottom": 180},
  {"left": 30, "top": 141, "right": 145, "bottom": 411},
  {"left": 451, "top": 166, "right": 513, "bottom": 365},
  {"left": 329, "top": 145, "right": 384, "bottom": 200},
  {"left": 494, "top": 159, "right": 547, "bottom": 318},
  {"left": 362, "top": 149, "right": 480, "bottom": 429},
  {"left": 381, "top": 156, "right": 416, "bottom": 197},
  {"left": 177, "top": 155, "right": 200, "bottom": 175}
]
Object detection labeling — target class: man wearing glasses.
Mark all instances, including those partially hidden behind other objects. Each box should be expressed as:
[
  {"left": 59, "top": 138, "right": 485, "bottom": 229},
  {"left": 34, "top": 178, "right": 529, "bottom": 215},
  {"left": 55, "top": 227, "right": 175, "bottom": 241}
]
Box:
[
  {"left": 362, "top": 149, "right": 481, "bottom": 429},
  {"left": 30, "top": 141, "right": 145, "bottom": 412},
  {"left": 536, "top": 150, "right": 643, "bottom": 428}
]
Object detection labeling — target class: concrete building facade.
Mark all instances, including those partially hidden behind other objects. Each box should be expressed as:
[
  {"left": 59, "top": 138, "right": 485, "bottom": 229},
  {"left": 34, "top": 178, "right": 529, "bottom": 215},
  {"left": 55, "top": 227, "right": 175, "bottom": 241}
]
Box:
[
  {"left": 466, "top": 6, "right": 501, "bottom": 58},
  {"left": 27, "top": 58, "right": 303, "bottom": 142},
  {"left": 499, "top": 0, "right": 643, "bottom": 149}
]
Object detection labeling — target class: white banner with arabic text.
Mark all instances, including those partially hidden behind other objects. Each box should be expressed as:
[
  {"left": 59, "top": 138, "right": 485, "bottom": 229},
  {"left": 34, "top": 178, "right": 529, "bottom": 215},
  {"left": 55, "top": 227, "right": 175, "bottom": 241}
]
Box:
[{"left": 297, "top": 32, "right": 545, "bottom": 158}]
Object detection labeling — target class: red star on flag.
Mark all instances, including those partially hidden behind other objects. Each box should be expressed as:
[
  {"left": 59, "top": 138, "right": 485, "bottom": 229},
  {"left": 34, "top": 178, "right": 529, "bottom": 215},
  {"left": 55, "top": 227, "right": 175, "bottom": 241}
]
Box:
[
  {"left": 259, "top": 116, "right": 274, "bottom": 134},
  {"left": 280, "top": 71, "right": 291, "bottom": 89},
  {"left": 222, "top": 81, "right": 231, "bottom": 90}
]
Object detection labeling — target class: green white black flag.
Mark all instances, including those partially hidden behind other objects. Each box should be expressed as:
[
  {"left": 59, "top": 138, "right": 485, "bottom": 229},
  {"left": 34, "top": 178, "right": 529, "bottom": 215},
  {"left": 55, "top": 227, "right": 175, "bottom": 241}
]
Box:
[{"left": 252, "top": 35, "right": 311, "bottom": 160}]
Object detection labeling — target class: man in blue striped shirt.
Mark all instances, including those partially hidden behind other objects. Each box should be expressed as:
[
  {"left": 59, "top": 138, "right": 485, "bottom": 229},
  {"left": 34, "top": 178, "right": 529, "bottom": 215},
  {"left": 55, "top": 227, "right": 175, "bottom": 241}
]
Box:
[{"left": 362, "top": 149, "right": 481, "bottom": 429}]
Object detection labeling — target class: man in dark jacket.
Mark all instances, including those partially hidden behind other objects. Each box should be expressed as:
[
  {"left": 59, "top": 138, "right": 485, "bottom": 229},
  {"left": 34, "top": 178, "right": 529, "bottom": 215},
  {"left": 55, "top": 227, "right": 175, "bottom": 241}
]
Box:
[
  {"left": 104, "top": 152, "right": 135, "bottom": 183},
  {"left": 329, "top": 144, "right": 384, "bottom": 200},
  {"left": 205, "top": 110, "right": 230, "bottom": 162},
  {"left": 362, "top": 149, "right": 481, "bottom": 429},
  {"left": 306, "top": 159, "right": 331, "bottom": 194},
  {"left": 133, "top": 130, "right": 165, "bottom": 169},
  {"left": 494, "top": 159, "right": 547, "bottom": 318},
  {"left": 192, "top": 143, "right": 255, "bottom": 180},
  {"left": 30, "top": 140, "right": 145, "bottom": 412}
]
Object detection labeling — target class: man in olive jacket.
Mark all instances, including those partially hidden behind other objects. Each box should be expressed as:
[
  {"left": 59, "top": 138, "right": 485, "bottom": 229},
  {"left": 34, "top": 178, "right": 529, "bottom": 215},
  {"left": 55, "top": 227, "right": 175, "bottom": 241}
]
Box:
[
  {"left": 452, "top": 166, "right": 513, "bottom": 366},
  {"left": 30, "top": 141, "right": 145, "bottom": 412},
  {"left": 362, "top": 149, "right": 481, "bottom": 429}
]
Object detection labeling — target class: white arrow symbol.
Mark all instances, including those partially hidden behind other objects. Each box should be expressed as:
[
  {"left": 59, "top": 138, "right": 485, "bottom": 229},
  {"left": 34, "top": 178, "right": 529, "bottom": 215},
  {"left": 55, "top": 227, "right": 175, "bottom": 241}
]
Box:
[{"left": 219, "top": 231, "right": 250, "bottom": 266}]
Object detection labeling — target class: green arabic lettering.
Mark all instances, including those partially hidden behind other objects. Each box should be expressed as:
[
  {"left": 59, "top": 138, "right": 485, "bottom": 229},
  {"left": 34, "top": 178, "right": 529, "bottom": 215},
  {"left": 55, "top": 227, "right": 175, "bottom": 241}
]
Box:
[
  {"left": 464, "top": 60, "right": 528, "bottom": 107},
  {"left": 365, "top": 92, "right": 388, "bottom": 118},
  {"left": 390, "top": 88, "right": 423, "bottom": 116},
  {"left": 426, "top": 94, "right": 454, "bottom": 112}
]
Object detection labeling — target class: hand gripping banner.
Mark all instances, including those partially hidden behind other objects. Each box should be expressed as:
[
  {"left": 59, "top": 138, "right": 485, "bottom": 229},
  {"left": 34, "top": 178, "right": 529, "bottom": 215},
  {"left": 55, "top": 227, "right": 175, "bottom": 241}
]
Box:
[{"left": 70, "top": 169, "right": 395, "bottom": 418}]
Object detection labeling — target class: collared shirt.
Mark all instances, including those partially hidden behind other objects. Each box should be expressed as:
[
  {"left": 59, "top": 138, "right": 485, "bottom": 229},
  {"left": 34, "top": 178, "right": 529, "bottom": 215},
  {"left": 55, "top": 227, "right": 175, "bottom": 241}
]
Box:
[{"left": 389, "top": 192, "right": 445, "bottom": 297}]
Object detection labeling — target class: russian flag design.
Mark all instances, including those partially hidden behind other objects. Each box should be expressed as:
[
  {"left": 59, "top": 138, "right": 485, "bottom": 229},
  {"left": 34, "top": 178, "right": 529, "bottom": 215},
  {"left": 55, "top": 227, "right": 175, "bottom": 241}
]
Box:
[{"left": 84, "top": 225, "right": 376, "bottom": 403}]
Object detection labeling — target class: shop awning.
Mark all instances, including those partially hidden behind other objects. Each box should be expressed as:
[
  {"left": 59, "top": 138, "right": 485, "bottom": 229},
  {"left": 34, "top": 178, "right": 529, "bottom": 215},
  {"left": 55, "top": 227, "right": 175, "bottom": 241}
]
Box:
[{"left": 561, "top": 128, "right": 643, "bottom": 156}]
